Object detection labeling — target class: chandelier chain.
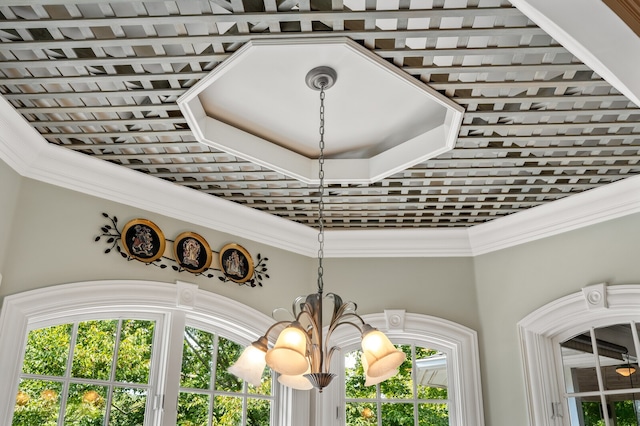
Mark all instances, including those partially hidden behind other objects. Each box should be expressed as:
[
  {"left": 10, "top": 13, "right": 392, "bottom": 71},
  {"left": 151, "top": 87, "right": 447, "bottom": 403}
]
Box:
[{"left": 317, "top": 86, "right": 326, "bottom": 294}]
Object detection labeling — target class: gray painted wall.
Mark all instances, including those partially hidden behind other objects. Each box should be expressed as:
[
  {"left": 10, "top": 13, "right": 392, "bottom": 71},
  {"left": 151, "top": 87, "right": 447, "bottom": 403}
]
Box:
[
  {"left": 0, "top": 176, "right": 314, "bottom": 314},
  {"left": 0, "top": 160, "right": 21, "bottom": 275},
  {"left": 2, "top": 161, "right": 640, "bottom": 426},
  {"left": 473, "top": 213, "right": 640, "bottom": 425},
  {"left": 321, "top": 257, "right": 478, "bottom": 329}
]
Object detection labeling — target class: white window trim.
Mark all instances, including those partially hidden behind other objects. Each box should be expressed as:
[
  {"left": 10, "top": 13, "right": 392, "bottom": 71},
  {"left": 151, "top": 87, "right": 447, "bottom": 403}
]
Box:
[
  {"left": 0, "top": 279, "right": 287, "bottom": 426},
  {"left": 518, "top": 283, "right": 640, "bottom": 426},
  {"left": 317, "top": 310, "right": 485, "bottom": 426}
]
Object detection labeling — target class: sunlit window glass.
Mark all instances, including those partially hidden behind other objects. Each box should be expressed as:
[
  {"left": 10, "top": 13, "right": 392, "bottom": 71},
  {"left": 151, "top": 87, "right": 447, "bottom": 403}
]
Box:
[
  {"left": 12, "top": 319, "right": 156, "bottom": 426},
  {"left": 345, "top": 344, "right": 449, "bottom": 426},
  {"left": 178, "top": 327, "right": 273, "bottom": 426}
]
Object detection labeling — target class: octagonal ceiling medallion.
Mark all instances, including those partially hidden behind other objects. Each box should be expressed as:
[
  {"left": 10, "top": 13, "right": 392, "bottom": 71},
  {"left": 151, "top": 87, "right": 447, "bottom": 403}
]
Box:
[{"left": 178, "top": 37, "right": 464, "bottom": 184}]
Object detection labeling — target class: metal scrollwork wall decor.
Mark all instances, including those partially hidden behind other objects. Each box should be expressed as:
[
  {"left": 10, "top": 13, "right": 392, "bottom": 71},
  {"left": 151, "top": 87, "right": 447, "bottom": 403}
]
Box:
[{"left": 95, "top": 213, "right": 269, "bottom": 287}]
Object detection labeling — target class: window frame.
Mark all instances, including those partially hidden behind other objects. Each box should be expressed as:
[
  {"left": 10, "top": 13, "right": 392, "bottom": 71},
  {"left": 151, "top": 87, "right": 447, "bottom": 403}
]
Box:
[
  {"left": 0, "top": 280, "right": 285, "bottom": 426},
  {"left": 16, "top": 313, "right": 164, "bottom": 425},
  {"left": 342, "top": 343, "right": 450, "bottom": 425},
  {"left": 317, "top": 310, "right": 485, "bottom": 426},
  {"left": 176, "top": 320, "right": 277, "bottom": 425},
  {"left": 518, "top": 283, "right": 640, "bottom": 426}
]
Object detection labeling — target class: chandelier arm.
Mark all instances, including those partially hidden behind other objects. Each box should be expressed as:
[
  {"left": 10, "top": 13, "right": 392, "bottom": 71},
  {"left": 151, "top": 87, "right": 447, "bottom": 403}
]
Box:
[
  {"left": 295, "top": 307, "right": 320, "bottom": 335},
  {"left": 325, "top": 346, "right": 341, "bottom": 374},
  {"left": 292, "top": 295, "right": 308, "bottom": 318},
  {"left": 329, "top": 312, "right": 366, "bottom": 332},
  {"left": 326, "top": 316, "right": 365, "bottom": 339},
  {"left": 329, "top": 300, "right": 360, "bottom": 323},
  {"left": 271, "top": 307, "right": 295, "bottom": 322},
  {"left": 262, "top": 320, "right": 297, "bottom": 342},
  {"left": 325, "top": 292, "right": 356, "bottom": 322},
  {"left": 323, "top": 319, "right": 366, "bottom": 368},
  {"left": 294, "top": 302, "right": 325, "bottom": 373}
]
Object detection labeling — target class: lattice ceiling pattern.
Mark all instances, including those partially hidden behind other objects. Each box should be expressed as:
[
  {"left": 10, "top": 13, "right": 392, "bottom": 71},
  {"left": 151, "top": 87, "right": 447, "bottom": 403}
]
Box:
[{"left": 1, "top": 0, "right": 639, "bottom": 229}]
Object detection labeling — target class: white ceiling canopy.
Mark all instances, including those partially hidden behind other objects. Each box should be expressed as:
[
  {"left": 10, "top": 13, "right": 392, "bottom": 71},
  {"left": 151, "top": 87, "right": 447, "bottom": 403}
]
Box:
[{"left": 178, "top": 37, "right": 464, "bottom": 184}]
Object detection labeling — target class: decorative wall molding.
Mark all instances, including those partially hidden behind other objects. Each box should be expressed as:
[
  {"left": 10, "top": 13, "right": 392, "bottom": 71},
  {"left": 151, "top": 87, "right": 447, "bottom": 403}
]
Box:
[{"left": 581, "top": 282, "right": 608, "bottom": 310}]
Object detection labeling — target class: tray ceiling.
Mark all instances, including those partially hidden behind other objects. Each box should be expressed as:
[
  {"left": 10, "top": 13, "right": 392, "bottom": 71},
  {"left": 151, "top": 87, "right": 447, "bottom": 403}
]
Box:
[{"left": 1, "top": 0, "right": 639, "bottom": 230}]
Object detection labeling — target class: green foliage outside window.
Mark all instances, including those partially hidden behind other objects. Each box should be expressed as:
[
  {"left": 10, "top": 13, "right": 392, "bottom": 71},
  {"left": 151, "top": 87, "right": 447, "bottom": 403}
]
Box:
[
  {"left": 15, "top": 321, "right": 271, "bottom": 425},
  {"left": 345, "top": 345, "right": 449, "bottom": 426},
  {"left": 12, "top": 319, "right": 154, "bottom": 426},
  {"left": 581, "top": 400, "right": 640, "bottom": 426},
  {"left": 177, "top": 328, "right": 272, "bottom": 426}
]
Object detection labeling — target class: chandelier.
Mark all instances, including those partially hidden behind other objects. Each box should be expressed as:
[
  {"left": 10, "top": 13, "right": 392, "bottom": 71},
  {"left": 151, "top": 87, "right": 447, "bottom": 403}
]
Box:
[{"left": 228, "top": 67, "right": 406, "bottom": 392}]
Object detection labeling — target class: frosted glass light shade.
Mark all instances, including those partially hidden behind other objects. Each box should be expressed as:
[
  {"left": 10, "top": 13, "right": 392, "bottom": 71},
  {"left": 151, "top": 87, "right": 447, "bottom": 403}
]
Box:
[
  {"left": 228, "top": 342, "right": 267, "bottom": 387},
  {"left": 265, "top": 322, "right": 309, "bottom": 375},
  {"left": 361, "top": 326, "right": 406, "bottom": 378},
  {"left": 616, "top": 365, "right": 636, "bottom": 377},
  {"left": 278, "top": 365, "right": 313, "bottom": 390},
  {"left": 361, "top": 353, "right": 398, "bottom": 386}
]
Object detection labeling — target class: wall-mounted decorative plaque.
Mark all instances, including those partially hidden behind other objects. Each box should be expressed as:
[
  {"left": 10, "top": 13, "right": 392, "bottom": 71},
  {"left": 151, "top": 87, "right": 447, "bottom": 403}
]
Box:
[
  {"left": 174, "top": 232, "right": 213, "bottom": 274},
  {"left": 219, "top": 243, "right": 254, "bottom": 284},
  {"left": 121, "top": 219, "right": 166, "bottom": 263}
]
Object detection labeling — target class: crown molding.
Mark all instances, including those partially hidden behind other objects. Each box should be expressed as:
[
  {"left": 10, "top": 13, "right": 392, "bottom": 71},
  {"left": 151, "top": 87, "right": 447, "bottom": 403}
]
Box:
[
  {"left": 468, "top": 174, "right": 640, "bottom": 255},
  {"left": 1, "top": 93, "right": 639, "bottom": 258},
  {"left": 0, "top": 96, "right": 317, "bottom": 257},
  {"left": 324, "top": 228, "right": 473, "bottom": 257}
]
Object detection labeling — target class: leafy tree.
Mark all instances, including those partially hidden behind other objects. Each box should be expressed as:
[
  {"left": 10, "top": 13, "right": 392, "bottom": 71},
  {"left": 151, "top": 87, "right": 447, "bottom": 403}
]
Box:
[
  {"left": 581, "top": 400, "right": 640, "bottom": 426},
  {"left": 178, "top": 329, "right": 271, "bottom": 426},
  {"left": 345, "top": 345, "right": 449, "bottom": 426},
  {"left": 12, "top": 320, "right": 154, "bottom": 426}
]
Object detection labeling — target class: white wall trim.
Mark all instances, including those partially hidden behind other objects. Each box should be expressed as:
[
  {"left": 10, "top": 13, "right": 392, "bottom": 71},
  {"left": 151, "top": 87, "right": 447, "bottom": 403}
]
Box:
[
  {"left": 1, "top": 91, "right": 639, "bottom": 258},
  {"left": 468, "top": 174, "right": 640, "bottom": 255},
  {"left": 518, "top": 283, "right": 640, "bottom": 426}
]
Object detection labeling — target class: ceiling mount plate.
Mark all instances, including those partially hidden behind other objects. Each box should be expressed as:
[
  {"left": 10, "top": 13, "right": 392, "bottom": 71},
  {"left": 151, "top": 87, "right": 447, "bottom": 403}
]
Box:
[
  {"left": 178, "top": 37, "right": 464, "bottom": 185},
  {"left": 305, "top": 66, "right": 337, "bottom": 91}
]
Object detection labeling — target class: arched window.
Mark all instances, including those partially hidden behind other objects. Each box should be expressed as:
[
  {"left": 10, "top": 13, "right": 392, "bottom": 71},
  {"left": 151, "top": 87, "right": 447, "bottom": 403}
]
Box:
[
  {"left": 13, "top": 316, "right": 161, "bottom": 424},
  {"left": 0, "top": 280, "right": 283, "bottom": 426},
  {"left": 519, "top": 283, "right": 640, "bottom": 426},
  {"left": 317, "top": 310, "right": 485, "bottom": 426}
]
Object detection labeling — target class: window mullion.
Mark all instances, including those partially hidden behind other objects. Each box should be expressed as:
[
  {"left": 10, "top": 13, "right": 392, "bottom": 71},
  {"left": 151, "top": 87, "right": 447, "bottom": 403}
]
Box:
[
  {"left": 103, "top": 319, "right": 124, "bottom": 424},
  {"left": 590, "top": 327, "right": 612, "bottom": 426},
  {"left": 209, "top": 333, "right": 220, "bottom": 426},
  {"left": 159, "top": 311, "right": 187, "bottom": 426},
  {"left": 376, "top": 384, "right": 382, "bottom": 426},
  {"left": 56, "top": 322, "right": 79, "bottom": 426},
  {"left": 412, "top": 345, "right": 419, "bottom": 426}
]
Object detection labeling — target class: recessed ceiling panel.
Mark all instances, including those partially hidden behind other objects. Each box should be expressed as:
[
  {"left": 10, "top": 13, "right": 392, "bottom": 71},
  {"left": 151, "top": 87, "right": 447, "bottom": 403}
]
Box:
[{"left": 179, "top": 37, "right": 464, "bottom": 184}]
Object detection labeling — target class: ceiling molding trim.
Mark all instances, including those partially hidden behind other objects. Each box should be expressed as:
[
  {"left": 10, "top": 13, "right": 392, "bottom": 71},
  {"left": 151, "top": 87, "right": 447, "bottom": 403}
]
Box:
[
  {"left": 1, "top": 96, "right": 639, "bottom": 258},
  {"left": 468, "top": 174, "right": 640, "bottom": 255},
  {"left": 0, "top": 97, "right": 317, "bottom": 256},
  {"left": 0, "top": 96, "right": 44, "bottom": 175},
  {"left": 33, "top": 145, "right": 319, "bottom": 257},
  {"left": 324, "top": 228, "right": 473, "bottom": 257},
  {"left": 510, "top": 0, "right": 640, "bottom": 108}
]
